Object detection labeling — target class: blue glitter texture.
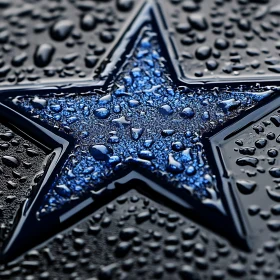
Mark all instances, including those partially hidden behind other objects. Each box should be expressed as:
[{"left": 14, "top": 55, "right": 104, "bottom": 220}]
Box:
[{"left": 13, "top": 28, "right": 273, "bottom": 216}]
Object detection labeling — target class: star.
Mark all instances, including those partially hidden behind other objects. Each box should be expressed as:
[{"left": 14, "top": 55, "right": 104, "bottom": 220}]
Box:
[{"left": 0, "top": 20, "right": 277, "bottom": 262}]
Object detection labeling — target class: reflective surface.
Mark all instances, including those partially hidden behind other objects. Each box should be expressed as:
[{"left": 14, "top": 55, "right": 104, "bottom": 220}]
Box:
[{"left": 0, "top": 0, "right": 280, "bottom": 279}]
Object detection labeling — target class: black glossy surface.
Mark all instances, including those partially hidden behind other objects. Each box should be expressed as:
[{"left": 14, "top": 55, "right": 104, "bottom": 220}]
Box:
[{"left": 0, "top": 0, "right": 280, "bottom": 279}]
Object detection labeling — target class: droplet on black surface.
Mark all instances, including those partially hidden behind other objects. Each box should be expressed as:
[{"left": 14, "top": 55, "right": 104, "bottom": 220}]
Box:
[
  {"left": 11, "top": 52, "right": 28, "bottom": 67},
  {"left": 50, "top": 20, "right": 74, "bottom": 41},
  {"left": 206, "top": 59, "right": 218, "bottom": 71},
  {"left": 182, "top": 0, "right": 199, "bottom": 12},
  {"left": 159, "top": 104, "right": 173, "bottom": 116},
  {"left": 2, "top": 156, "right": 20, "bottom": 168},
  {"left": 255, "top": 138, "right": 267, "bottom": 149},
  {"left": 94, "top": 108, "right": 110, "bottom": 119},
  {"left": 34, "top": 44, "right": 55, "bottom": 68},
  {"left": 100, "top": 31, "right": 115, "bottom": 43},
  {"left": 236, "top": 180, "right": 257, "bottom": 194},
  {"left": 236, "top": 156, "right": 259, "bottom": 167},
  {"left": 218, "top": 99, "right": 241, "bottom": 113},
  {"left": 195, "top": 46, "right": 212, "bottom": 60},
  {"left": 55, "top": 184, "right": 71, "bottom": 198},
  {"left": 214, "top": 38, "right": 229, "bottom": 50},
  {"left": 80, "top": 14, "right": 96, "bottom": 31},
  {"left": 269, "top": 167, "right": 280, "bottom": 178},
  {"left": 117, "top": 0, "right": 134, "bottom": 12},
  {"left": 188, "top": 14, "right": 208, "bottom": 31}
]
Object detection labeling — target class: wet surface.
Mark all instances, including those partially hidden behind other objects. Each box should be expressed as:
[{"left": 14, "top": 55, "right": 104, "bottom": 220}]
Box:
[
  {"left": 13, "top": 27, "right": 274, "bottom": 217},
  {"left": 157, "top": 0, "right": 280, "bottom": 82},
  {"left": 210, "top": 96, "right": 280, "bottom": 250},
  {"left": 0, "top": 0, "right": 144, "bottom": 85},
  {"left": 0, "top": 0, "right": 280, "bottom": 279},
  {"left": 0, "top": 117, "right": 47, "bottom": 249}
]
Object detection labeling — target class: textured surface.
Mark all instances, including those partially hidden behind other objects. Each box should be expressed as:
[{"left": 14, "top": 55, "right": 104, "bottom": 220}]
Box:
[
  {"left": 0, "top": 0, "right": 143, "bottom": 85},
  {"left": 157, "top": 0, "right": 280, "bottom": 82},
  {"left": 0, "top": 121, "right": 47, "bottom": 248},
  {"left": 12, "top": 27, "right": 274, "bottom": 217},
  {"left": 0, "top": 0, "right": 280, "bottom": 279},
  {"left": 0, "top": 188, "right": 280, "bottom": 280},
  {"left": 211, "top": 97, "right": 280, "bottom": 249}
]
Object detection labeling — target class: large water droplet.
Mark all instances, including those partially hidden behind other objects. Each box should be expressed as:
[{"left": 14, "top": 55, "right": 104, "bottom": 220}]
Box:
[
  {"left": 166, "top": 154, "right": 184, "bottom": 174},
  {"left": 236, "top": 180, "right": 257, "bottom": 194},
  {"left": 50, "top": 19, "right": 74, "bottom": 41},
  {"left": 34, "top": 44, "right": 55, "bottom": 68},
  {"left": 89, "top": 145, "right": 113, "bottom": 161}
]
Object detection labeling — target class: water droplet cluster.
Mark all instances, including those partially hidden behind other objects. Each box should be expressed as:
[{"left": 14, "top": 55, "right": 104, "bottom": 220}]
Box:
[
  {"left": 1, "top": 189, "right": 279, "bottom": 279},
  {"left": 217, "top": 103, "right": 280, "bottom": 242},
  {"left": 13, "top": 27, "right": 274, "bottom": 216},
  {"left": 159, "top": 0, "right": 280, "bottom": 80},
  {"left": 0, "top": 0, "right": 140, "bottom": 84},
  {"left": 0, "top": 122, "right": 47, "bottom": 245}
]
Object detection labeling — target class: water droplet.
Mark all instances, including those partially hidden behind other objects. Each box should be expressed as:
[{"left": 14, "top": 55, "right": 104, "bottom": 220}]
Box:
[
  {"left": 166, "top": 154, "right": 184, "bottom": 174},
  {"left": 269, "top": 167, "right": 280, "bottom": 178},
  {"left": 195, "top": 46, "right": 212, "bottom": 60},
  {"left": 112, "top": 116, "right": 131, "bottom": 127},
  {"left": 55, "top": 184, "right": 71, "bottom": 198},
  {"left": 236, "top": 180, "right": 257, "bottom": 194},
  {"left": 180, "top": 107, "right": 195, "bottom": 119},
  {"left": 94, "top": 108, "right": 110, "bottom": 119},
  {"left": 2, "top": 156, "right": 20, "bottom": 168},
  {"left": 80, "top": 14, "right": 96, "bottom": 31},
  {"left": 159, "top": 104, "right": 173, "bottom": 116},
  {"left": 188, "top": 14, "right": 208, "bottom": 31},
  {"left": 89, "top": 145, "right": 113, "bottom": 161},
  {"left": 131, "top": 128, "right": 144, "bottom": 141},
  {"left": 236, "top": 156, "right": 259, "bottom": 167},
  {"left": 50, "top": 19, "right": 74, "bottom": 41}
]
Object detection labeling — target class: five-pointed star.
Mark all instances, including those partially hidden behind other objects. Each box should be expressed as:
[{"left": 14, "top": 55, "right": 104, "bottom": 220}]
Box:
[{"left": 0, "top": 14, "right": 276, "bottom": 262}]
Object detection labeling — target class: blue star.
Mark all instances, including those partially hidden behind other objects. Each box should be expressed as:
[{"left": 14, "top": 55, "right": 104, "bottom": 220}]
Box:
[{"left": 1, "top": 25, "right": 276, "bottom": 261}]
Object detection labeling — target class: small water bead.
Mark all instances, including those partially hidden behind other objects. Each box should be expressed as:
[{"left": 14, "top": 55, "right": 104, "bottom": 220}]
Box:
[
  {"left": 181, "top": 148, "right": 193, "bottom": 162},
  {"left": 180, "top": 107, "right": 195, "bottom": 119},
  {"left": 99, "top": 94, "right": 112, "bottom": 105},
  {"left": 195, "top": 46, "right": 212, "bottom": 60},
  {"left": 255, "top": 138, "right": 267, "bottom": 149},
  {"left": 2, "top": 156, "right": 20, "bottom": 168},
  {"left": 94, "top": 108, "right": 110, "bottom": 119},
  {"left": 218, "top": 99, "right": 241, "bottom": 113},
  {"left": 50, "top": 104, "right": 62, "bottom": 113},
  {"left": 159, "top": 105, "right": 173, "bottom": 116},
  {"left": 186, "top": 166, "right": 196, "bottom": 176},
  {"left": 161, "top": 130, "right": 175, "bottom": 137},
  {"left": 172, "top": 142, "right": 185, "bottom": 152},
  {"left": 138, "top": 150, "right": 155, "bottom": 160},
  {"left": 267, "top": 149, "right": 278, "bottom": 158},
  {"left": 54, "top": 184, "right": 71, "bottom": 198},
  {"left": 108, "top": 136, "right": 119, "bottom": 144},
  {"left": 80, "top": 14, "right": 96, "bottom": 31},
  {"left": 202, "top": 111, "right": 210, "bottom": 120},
  {"left": 50, "top": 19, "right": 74, "bottom": 42},
  {"left": 128, "top": 100, "right": 140, "bottom": 108},
  {"left": 34, "top": 44, "right": 55, "bottom": 67},
  {"left": 89, "top": 145, "right": 113, "bottom": 161},
  {"left": 166, "top": 154, "right": 184, "bottom": 174},
  {"left": 112, "top": 116, "right": 130, "bottom": 127},
  {"left": 131, "top": 128, "right": 144, "bottom": 141},
  {"left": 266, "top": 132, "right": 275, "bottom": 140}
]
